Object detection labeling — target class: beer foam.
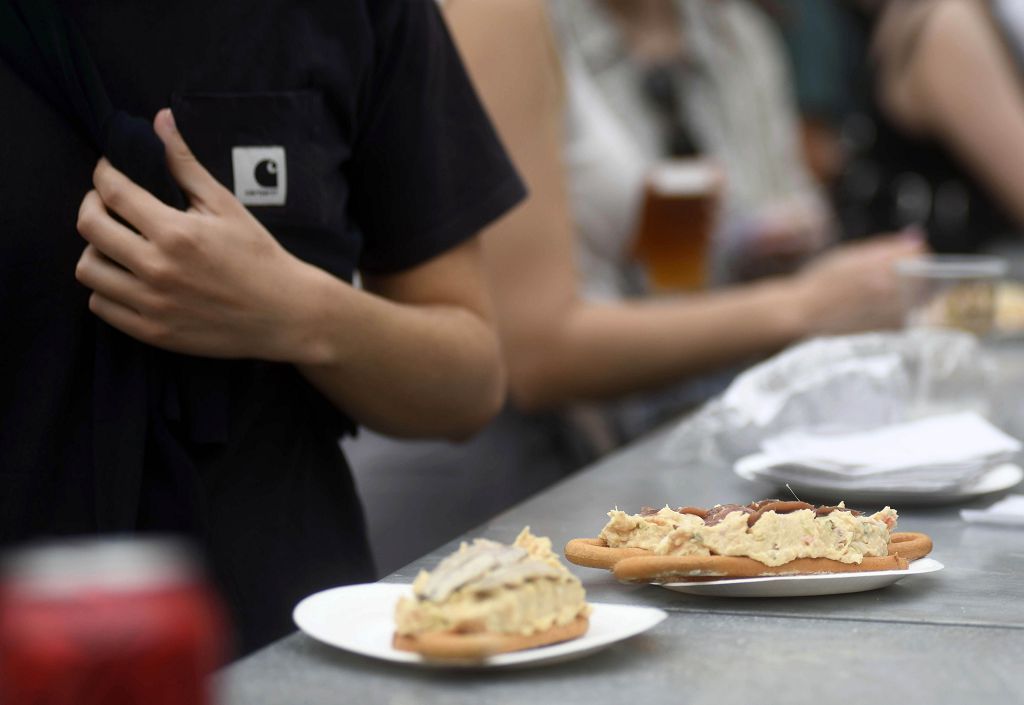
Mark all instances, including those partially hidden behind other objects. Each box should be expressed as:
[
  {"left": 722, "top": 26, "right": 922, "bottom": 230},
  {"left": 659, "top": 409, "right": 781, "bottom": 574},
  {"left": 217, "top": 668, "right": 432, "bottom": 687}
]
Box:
[{"left": 649, "top": 161, "right": 717, "bottom": 195}]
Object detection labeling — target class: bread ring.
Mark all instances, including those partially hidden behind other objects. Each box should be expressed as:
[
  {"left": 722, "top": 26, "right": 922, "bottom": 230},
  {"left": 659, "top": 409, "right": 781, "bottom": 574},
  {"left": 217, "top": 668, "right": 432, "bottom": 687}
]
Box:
[
  {"left": 565, "top": 531, "right": 932, "bottom": 582},
  {"left": 887, "top": 531, "right": 933, "bottom": 561},
  {"left": 393, "top": 616, "right": 590, "bottom": 661},
  {"left": 564, "top": 538, "right": 649, "bottom": 570}
]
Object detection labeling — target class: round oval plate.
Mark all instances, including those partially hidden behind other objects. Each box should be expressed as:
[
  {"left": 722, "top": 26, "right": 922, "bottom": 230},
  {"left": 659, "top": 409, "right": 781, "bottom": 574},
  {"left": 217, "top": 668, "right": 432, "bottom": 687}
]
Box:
[
  {"left": 659, "top": 557, "right": 944, "bottom": 597},
  {"left": 294, "top": 583, "right": 666, "bottom": 669}
]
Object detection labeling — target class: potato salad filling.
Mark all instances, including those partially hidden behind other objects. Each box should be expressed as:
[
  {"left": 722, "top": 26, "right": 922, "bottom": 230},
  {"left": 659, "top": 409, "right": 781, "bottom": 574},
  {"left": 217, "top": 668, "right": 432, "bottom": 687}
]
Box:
[
  {"left": 599, "top": 502, "right": 898, "bottom": 567},
  {"left": 395, "top": 528, "right": 589, "bottom": 637}
]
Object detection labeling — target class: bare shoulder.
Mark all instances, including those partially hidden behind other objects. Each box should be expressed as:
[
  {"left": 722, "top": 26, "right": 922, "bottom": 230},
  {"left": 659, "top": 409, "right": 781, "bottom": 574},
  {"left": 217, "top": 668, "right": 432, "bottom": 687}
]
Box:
[
  {"left": 879, "top": 0, "right": 1007, "bottom": 131},
  {"left": 444, "top": 0, "right": 549, "bottom": 36},
  {"left": 911, "top": 0, "right": 1015, "bottom": 95},
  {"left": 444, "top": 0, "right": 553, "bottom": 66},
  {"left": 443, "top": 0, "right": 561, "bottom": 116},
  {"left": 917, "top": 0, "right": 1000, "bottom": 49}
]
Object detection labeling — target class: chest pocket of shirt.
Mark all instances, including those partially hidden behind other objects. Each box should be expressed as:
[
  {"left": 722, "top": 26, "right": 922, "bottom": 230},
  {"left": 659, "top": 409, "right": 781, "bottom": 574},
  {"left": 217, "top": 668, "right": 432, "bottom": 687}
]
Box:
[{"left": 170, "top": 90, "right": 356, "bottom": 280}]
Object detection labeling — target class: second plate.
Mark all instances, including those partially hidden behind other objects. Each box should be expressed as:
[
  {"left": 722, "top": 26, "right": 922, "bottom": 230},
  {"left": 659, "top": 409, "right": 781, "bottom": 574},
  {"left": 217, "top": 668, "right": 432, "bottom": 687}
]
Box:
[{"left": 659, "top": 557, "right": 944, "bottom": 597}]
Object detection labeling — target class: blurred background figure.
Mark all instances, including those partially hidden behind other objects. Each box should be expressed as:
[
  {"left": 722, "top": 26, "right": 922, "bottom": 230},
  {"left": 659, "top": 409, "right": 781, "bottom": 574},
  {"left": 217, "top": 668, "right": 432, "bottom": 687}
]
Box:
[
  {"left": 350, "top": 0, "right": 924, "bottom": 576},
  {"left": 518, "top": 0, "right": 925, "bottom": 438},
  {"left": 771, "top": 0, "right": 1024, "bottom": 254},
  {"left": 554, "top": 0, "right": 835, "bottom": 286}
]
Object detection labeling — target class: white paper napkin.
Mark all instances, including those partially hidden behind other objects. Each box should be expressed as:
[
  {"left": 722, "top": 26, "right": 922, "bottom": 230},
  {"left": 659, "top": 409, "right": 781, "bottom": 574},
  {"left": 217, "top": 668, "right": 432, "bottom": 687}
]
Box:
[
  {"left": 761, "top": 412, "right": 1020, "bottom": 474},
  {"left": 961, "top": 494, "right": 1024, "bottom": 526},
  {"left": 738, "top": 412, "right": 1021, "bottom": 493},
  {"left": 737, "top": 458, "right": 993, "bottom": 491}
]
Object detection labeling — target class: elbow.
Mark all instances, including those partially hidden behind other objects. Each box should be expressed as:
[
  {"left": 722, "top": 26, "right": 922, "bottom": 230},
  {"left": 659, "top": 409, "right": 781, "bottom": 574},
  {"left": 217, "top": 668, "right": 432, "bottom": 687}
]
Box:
[
  {"left": 499, "top": 328, "right": 590, "bottom": 412},
  {"left": 504, "top": 356, "right": 568, "bottom": 414},
  {"left": 441, "top": 353, "right": 508, "bottom": 442},
  {"left": 508, "top": 380, "right": 559, "bottom": 414}
]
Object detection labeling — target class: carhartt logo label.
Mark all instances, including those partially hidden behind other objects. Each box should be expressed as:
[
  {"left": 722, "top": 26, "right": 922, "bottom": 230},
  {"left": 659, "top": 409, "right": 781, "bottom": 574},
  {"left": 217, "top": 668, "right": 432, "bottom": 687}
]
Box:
[{"left": 232, "top": 146, "right": 286, "bottom": 206}]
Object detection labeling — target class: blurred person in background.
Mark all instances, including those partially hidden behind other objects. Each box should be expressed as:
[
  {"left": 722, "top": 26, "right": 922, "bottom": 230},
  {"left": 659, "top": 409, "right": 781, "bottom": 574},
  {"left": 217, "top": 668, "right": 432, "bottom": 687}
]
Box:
[
  {"left": 0, "top": 0, "right": 518, "bottom": 654},
  {"left": 451, "top": 0, "right": 923, "bottom": 440},
  {"left": 772, "top": 0, "right": 1024, "bottom": 253},
  {"left": 865, "top": 0, "right": 1024, "bottom": 251},
  {"left": 553, "top": 0, "right": 838, "bottom": 286}
]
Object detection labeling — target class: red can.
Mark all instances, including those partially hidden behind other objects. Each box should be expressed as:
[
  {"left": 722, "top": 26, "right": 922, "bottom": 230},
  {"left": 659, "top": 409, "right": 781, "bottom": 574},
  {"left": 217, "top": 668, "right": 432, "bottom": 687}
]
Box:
[{"left": 0, "top": 538, "right": 226, "bottom": 705}]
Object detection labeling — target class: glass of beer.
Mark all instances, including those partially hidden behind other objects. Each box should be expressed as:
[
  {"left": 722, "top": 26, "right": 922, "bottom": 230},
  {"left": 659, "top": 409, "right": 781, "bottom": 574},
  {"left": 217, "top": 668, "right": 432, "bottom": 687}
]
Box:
[{"left": 631, "top": 160, "right": 721, "bottom": 291}]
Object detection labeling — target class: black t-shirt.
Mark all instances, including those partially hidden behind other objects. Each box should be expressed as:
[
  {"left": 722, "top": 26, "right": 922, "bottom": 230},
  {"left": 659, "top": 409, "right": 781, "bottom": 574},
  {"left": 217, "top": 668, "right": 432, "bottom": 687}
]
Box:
[{"left": 0, "top": 0, "right": 524, "bottom": 653}]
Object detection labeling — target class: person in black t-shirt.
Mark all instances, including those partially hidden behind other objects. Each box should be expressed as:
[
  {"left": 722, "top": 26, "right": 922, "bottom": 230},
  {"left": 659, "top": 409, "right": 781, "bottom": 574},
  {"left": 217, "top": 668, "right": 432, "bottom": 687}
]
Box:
[{"left": 0, "top": 0, "right": 523, "bottom": 654}]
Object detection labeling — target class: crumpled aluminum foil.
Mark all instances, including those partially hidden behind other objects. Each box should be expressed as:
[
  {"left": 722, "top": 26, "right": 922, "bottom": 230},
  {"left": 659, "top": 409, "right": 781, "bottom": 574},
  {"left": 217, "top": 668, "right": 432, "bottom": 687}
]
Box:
[{"left": 660, "top": 329, "right": 1000, "bottom": 465}]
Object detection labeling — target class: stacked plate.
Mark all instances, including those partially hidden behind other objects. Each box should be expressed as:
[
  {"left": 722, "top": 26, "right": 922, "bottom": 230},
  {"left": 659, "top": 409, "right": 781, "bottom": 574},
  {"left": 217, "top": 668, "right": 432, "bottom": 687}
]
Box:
[
  {"left": 735, "top": 411, "right": 1023, "bottom": 503},
  {"left": 961, "top": 494, "right": 1024, "bottom": 526}
]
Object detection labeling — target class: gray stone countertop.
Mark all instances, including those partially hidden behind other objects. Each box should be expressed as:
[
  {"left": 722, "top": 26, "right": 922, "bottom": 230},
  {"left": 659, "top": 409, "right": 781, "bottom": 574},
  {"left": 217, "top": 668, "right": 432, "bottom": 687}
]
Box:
[
  {"left": 220, "top": 408, "right": 1024, "bottom": 704},
  {"left": 218, "top": 422, "right": 1024, "bottom": 700}
]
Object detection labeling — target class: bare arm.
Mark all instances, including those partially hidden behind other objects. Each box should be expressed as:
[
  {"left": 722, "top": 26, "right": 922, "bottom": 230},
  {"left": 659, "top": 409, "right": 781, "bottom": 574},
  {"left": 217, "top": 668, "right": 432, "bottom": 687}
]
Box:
[
  {"left": 444, "top": 0, "right": 921, "bottom": 411},
  {"left": 297, "top": 236, "right": 505, "bottom": 439},
  {"left": 76, "top": 109, "right": 504, "bottom": 440},
  {"left": 880, "top": 0, "right": 1024, "bottom": 226}
]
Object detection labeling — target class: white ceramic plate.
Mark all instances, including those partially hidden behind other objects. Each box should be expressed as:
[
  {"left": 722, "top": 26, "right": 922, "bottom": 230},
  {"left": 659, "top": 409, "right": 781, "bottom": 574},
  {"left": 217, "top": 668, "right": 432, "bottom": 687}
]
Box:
[
  {"left": 293, "top": 583, "right": 666, "bottom": 669},
  {"left": 659, "top": 557, "right": 944, "bottom": 598},
  {"left": 733, "top": 461, "right": 1023, "bottom": 505}
]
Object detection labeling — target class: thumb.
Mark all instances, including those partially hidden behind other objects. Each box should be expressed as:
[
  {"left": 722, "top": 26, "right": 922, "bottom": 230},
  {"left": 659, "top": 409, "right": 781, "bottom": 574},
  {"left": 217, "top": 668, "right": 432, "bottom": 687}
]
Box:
[{"left": 154, "top": 108, "right": 226, "bottom": 213}]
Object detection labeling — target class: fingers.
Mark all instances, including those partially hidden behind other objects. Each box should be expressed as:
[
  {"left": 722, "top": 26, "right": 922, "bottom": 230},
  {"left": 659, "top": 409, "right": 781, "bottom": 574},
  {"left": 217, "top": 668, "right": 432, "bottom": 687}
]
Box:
[
  {"left": 874, "top": 238, "right": 926, "bottom": 266},
  {"left": 836, "top": 231, "right": 925, "bottom": 267},
  {"left": 84, "top": 264, "right": 178, "bottom": 351},
  {"left": 92, "top": 158, "right": 176, "bottom": 236},
  {"left": 75, "top": 245, "right": 160, "bottom": 314},
  {"left": 884, "top": 230, "right": 927, "bottom": 254},
  {"left": 77, "top": 190, "right": 153, "bottom": 273},
  {"left": 898, "top": 224, "right": 927, "bottom": 244},
  {"left": 87, "top": 290, "right": 163, "bottom": 345},
  {"left": 153, "top": 108, "right": 232, "bottom": 213},
  {"left": 91, "top": 109, "right": 237, "bottom": 251},
  {"left": 868, "top": 226, "right": 928, "bottom": 255}
]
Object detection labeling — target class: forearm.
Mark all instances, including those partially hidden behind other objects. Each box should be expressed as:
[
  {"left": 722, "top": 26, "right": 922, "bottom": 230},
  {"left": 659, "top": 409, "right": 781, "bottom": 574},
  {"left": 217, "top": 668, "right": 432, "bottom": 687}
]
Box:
[
  {"left": 287, "top": 264, "right": 505, "bottom": 439},
  {"left": 507, "top": 279, "right": 805, "bottom": 410}
]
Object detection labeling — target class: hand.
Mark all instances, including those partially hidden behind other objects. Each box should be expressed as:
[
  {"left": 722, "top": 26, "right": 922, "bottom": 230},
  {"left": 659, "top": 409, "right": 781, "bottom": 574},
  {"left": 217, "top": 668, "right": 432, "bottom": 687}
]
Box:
[
  {"left": 75, "top": 109, "right": 328, "bottom": 363},
  {"left": 748, "top": 197, "right": 832, "bottom": 261},
  {"left": 793, "top": 229, "right": 927, "bottom": 335}
]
